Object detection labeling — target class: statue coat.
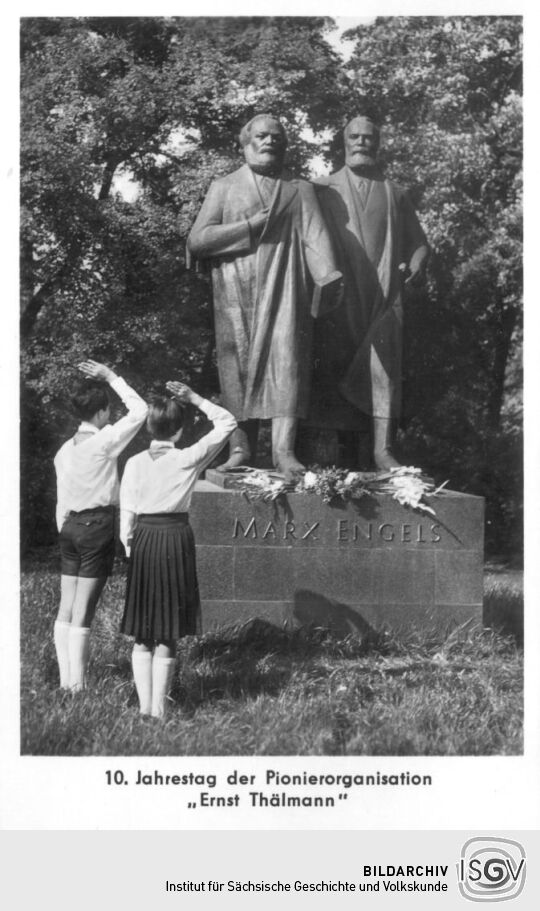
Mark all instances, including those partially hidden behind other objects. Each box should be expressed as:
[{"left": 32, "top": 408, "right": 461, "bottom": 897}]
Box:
[
  {"left": 187, "top": 164, "right": 338, "bottom": 421},
  {"left": 310, "top": 166, "right": 427, "bottom": 427}
]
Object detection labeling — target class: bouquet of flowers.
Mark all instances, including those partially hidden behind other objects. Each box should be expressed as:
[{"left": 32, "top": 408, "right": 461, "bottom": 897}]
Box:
[
  {"left": 233, "top": 465, "right": 446, "bottom": 515},
  {"left": 232, "top": 469, "right": 290, "bottom": 502}
]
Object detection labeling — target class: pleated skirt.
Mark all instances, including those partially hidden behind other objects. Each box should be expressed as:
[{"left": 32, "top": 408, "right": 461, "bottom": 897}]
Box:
[{"left": 120, "top": 513, "right": 201, "bottom": 641}]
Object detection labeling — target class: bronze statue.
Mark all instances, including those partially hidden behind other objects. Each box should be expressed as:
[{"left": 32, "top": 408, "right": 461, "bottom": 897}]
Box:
[
  {"left": 310, "top": 113, "right": 429, "bottom": 470},
  {"left": 187, "top": 114, "right": 341, "bottom": 481}
]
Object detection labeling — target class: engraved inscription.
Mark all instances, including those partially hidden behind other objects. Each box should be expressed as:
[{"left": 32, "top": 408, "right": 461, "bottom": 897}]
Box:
[
  {"left": 233, "top": 517, "right": 257, "bottom": 539},
  {"left": 336, "top": 520, "right": 443, "bottom": 544},
  {"left": 232, "top": 517, "right": 443, "bottom": 544},
  {"left": 284, "top": 521, "right": 296, "bottom": 540},
  {"left": 232, "top": 518, "right": 319, "bottom": 541},
  {"left": 302, "top": 522, "right": 320, "bottom": 540}
]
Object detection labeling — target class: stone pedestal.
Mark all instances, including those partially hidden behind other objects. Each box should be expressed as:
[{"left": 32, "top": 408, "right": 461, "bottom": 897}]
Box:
[{"left": 190, "top": 480, "right": 484, "bottom": 635}]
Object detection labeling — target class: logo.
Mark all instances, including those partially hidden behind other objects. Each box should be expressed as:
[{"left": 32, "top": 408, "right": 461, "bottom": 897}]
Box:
[{"left": 458, "top": 837, "right": 526, "bottom": 902}]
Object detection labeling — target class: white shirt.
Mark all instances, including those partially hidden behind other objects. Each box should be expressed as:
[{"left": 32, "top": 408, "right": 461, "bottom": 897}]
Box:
[
  {"left": 54, "top": 376, "right": 148, "bottom": 530},
  {"left": 120, "top": 399, "right": 236, "bottom": 550}
]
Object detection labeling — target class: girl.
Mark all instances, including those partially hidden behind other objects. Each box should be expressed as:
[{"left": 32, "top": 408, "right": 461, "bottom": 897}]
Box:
[{"left": 119, "top": 382, "right": 236, "bottom": 718}]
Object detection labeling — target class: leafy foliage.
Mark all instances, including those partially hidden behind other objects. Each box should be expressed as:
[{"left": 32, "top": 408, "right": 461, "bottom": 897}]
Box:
[
  {"left": 20, "top": 16, "right": 522, "bottom": 556},
  {"left": 340, "top": 16, "right": 523, "bottom": 554}
]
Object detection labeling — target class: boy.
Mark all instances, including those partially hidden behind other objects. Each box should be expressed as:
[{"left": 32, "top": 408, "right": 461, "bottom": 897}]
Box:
[{"left": 53, "top": 359, "right": 147, "bottom": 690}]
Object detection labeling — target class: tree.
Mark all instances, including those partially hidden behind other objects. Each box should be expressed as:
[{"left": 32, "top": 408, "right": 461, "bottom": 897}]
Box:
[
  {"left": 340, "top": 16, "right": 523, "bottom": 554},
  {"left": 21, "top": 16, "right": 345, "bottom": 339},
  {"left": 20, "top": 16, "right": 522, "bottom": 556},
  {"left": 19, "top": 16, "right": 344, "bottom": 547}
]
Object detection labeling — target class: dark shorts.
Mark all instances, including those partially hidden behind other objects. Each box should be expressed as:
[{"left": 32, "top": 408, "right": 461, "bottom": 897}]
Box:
[{"left": 59, "top": 506, "right": 115, "bottom": 579}]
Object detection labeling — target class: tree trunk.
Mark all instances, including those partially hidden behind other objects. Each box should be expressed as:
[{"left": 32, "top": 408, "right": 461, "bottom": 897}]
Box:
[
  {"left": 99, "top": 159, "right": 119, "bottom": 200},
  {"left": 20, "top": 241, "right": 82, "bottom": 339},
  {"left": 487, "top": 304, "right": 518, "bottom": 433},
  {"left": 20, "top": 238, "right": 34, "bottom": 322}
]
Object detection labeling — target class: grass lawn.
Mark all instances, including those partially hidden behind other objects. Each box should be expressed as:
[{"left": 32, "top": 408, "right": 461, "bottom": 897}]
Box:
[{"left": 20, "top": 553, "right": 523, "bottom": 756}]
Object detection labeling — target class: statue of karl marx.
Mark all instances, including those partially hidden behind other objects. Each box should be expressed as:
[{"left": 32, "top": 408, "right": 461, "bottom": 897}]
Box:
[{"left": 188, "top": 113, "right": 341, "bottom": 481}]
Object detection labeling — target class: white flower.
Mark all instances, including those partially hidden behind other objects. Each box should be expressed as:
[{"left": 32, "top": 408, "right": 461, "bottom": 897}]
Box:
[
  {"left": 246, "top": 473, "right": 267, "bottom": 489},
  {"left": 303, "top": 471, "right": 318, "bottom": 489},
  {"left": 267, "top": 480, "right": 287, "bottom": 499}
]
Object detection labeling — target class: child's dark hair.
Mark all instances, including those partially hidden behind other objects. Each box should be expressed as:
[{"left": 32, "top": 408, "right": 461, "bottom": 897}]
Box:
[
  {"left": 147, "top": 396, "right": 184, "bottom": 440},
  {"left": 71, "top": 380, "right": 110, "bottom": 421}
]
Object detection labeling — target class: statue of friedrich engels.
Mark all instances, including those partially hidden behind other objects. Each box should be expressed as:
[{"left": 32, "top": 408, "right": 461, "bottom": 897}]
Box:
[{"left": 309, "top": 112, "right": 429, "bottom": 470}]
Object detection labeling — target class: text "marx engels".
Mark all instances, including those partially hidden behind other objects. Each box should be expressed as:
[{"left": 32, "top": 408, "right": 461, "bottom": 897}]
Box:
[{"left": 232, "top": 517, "right": 442, "bottom": 544}]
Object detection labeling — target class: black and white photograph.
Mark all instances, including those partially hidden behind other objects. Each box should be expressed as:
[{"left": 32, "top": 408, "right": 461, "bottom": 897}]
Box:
[
  {"left": 16, "top": 11, "right": 525, "bottom": 768},
  {"left": 11, "top": 3, "right": 538, "bottom": 849}
]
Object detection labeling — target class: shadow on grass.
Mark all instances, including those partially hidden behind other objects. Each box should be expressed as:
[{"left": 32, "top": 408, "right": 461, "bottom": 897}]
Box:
[
  {"left": 169, "top": 616, "right": 387, "bottom": 712},
  {"left": 33, "top": 615, "right": 389, "bottom": 718},
  {"left": 167, "top": 611, "right": 515, "bottom": 713}
]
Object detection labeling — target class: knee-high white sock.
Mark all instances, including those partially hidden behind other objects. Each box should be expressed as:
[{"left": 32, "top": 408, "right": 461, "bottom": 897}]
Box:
[
  {"left": 132, "top": 651, "right": 153, "bottom": 715},
  {"left": 151, "top": 657, "right": 176, "bottom": 719},
  {"left": 68, "top": 626, "right": 91, "bottom": 691},
  {"left": 54, "top": 620, "right": 71, "bottom": 688}
]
